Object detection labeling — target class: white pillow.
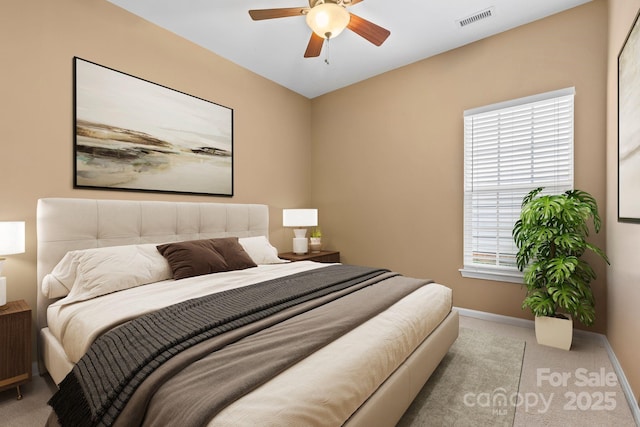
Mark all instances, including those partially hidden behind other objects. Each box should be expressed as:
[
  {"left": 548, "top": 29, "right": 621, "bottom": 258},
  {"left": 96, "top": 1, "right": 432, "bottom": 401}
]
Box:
[
  {"left": 239, "top": 236, "right": 287, "bottom": 265},
  {"left": 44, "top": 244, "right": 172, "bottom": 303},
  {"left": 42, "top": 250, "right": 83, "bottom": 299},
  {"left": 42, "top": 273, "right": 73, "bottom": 299}
]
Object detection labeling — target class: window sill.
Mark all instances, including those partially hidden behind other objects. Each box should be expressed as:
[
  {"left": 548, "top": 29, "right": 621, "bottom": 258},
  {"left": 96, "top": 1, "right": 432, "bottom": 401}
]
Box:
[{"left": 459, "top": 267, "right": 524, "bottom": 284}]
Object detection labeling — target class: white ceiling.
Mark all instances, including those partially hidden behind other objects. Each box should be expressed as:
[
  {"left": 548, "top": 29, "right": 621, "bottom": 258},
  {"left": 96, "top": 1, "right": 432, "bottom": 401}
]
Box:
[{"left": 106, "top": 0, "right": 592, "bottom": 99}]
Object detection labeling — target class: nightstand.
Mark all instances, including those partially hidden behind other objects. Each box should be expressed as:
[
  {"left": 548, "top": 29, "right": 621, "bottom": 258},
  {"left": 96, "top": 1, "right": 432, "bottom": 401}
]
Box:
[
  {"left": 279, "top": 250, "right": 340, "bottom": 263},
  {"left": 0, "top": 300, "right": 31, "bottom": 400}
]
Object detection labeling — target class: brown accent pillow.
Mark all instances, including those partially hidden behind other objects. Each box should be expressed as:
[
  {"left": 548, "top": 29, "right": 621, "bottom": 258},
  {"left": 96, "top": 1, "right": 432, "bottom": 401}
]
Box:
[
  {"left": 157, "top": 239, "right": 228, "bottom": 280},
  {"left": 156, "top": 237, "right": 257, "bottom": 280},
  {"left": 210, "top": 237, "right": 258, "bottom": 271}
]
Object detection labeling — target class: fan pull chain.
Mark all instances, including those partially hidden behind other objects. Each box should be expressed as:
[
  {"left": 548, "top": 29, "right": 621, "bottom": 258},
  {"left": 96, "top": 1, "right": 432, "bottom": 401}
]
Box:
[{"left": 324, "top": 38, "right": 330, "bottom": 65}]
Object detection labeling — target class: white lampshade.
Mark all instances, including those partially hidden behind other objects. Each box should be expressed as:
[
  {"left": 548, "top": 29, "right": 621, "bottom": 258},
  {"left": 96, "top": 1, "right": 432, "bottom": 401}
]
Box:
[
  {"left": 283, "top": 209, "right": 318, "bottom": 227},
  {"left": 0, "top": 221, "right": 25, "bottom": 256},
  {"left": 306, "top": 2, "right": 350, "bottom": 39}
]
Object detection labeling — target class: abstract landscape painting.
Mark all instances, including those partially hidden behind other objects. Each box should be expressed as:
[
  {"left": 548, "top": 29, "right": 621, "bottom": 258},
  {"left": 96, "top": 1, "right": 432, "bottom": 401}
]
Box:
[
  {"left": 74, "top": 57, "right": 233, "bottom": 196},
  {"left": 619, "top": 11, "right": 640, "bottom": 221}
]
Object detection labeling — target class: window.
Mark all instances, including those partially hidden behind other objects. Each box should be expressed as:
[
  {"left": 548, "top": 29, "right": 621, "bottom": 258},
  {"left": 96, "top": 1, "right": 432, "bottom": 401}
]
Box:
[{"left": 460, "top": 87, "right": 575, "bottom": 283}]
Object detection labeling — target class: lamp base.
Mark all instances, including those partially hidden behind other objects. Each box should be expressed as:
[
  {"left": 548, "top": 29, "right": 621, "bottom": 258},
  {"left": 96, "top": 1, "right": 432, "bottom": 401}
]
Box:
[
  {"left": 292, "top": 237, "right": 308, "bottom": 255},
  {"left": 291, "top": 228, "right": 309, "bottom": 254},
  {"left": 0, "top": 276, "right": 5, "bottom": 307}
]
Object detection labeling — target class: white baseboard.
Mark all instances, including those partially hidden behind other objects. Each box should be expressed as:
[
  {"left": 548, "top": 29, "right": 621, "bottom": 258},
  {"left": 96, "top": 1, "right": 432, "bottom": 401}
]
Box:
[
  {"left": 454, "top": 306, "right": 640, "bottom": 425},
  {"left": 601, "top": 337, "right": 640, "bottom": 425},
  {"left": 455, "top": 307, "right": 536, "bottom": 329}
]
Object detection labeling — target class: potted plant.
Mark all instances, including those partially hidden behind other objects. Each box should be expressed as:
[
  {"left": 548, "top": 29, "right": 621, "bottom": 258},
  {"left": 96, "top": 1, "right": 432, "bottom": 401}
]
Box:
[
  {"left": 512, "top": 187, "right": 609, "bottom": 350},
  {"left": 309, "top": 227, "right": 322, "bottom": 253}
]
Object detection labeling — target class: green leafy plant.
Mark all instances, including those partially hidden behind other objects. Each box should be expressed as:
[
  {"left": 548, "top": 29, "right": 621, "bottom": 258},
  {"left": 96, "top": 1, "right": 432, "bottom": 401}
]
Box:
[
  {"left": 310, "top": 227, "right": 322, "bottom": 238},
  {"left": 512, "top": 187, "right": 609, "bottom": 326}
]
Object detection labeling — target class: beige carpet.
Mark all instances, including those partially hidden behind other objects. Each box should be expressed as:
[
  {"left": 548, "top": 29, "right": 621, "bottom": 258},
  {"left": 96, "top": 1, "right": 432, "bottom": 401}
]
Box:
[
  {"left": 0, "top": 374, "right": 57, "bottom": 426},
  {"left": 397, "top": 327, "right": 525, "bottom": 427}
]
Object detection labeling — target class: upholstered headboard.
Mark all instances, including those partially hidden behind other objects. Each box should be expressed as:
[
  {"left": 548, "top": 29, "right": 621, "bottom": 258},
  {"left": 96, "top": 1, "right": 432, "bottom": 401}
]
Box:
[{"left": 36, "top": 198, "right": 269, "bottom": 335}]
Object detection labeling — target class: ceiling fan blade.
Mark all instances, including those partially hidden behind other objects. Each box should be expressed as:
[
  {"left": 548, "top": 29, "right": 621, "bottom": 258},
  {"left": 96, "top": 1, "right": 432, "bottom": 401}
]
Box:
[
  {"left": 249, "top": 7, "right": 308, "bottom": 21},
  {"left": 304, "top": 32, "right": 324, "bottom": 58},
  {"left": 347, "top": 13, "right": 390, "bottom": 46}
]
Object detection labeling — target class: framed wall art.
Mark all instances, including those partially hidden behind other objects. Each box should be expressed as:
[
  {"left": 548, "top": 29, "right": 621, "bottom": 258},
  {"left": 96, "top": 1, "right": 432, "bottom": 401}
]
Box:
[
  {"left": 618, "top": 9, "right": 640, "bottom": 222},
  {"left": 74, "top": 57, "right": 233, "bottom": 196}
]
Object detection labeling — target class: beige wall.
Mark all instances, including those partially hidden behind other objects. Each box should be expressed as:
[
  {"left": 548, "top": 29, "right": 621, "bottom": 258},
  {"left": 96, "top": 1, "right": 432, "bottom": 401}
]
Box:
[
  {"left": 311, "top": 1, "right": 609, "bottom": 332},
  {"left": 0, "top": 0, "right": 312, "bottom": 353},
  {"left": 607, "top": 0, "right": 640, "bottom": 404}
]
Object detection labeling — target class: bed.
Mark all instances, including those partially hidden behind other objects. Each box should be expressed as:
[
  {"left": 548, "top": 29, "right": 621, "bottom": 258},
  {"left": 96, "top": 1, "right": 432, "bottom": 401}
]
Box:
[{"left": 36, "top": 197, "right": 458, "bottom": 427}]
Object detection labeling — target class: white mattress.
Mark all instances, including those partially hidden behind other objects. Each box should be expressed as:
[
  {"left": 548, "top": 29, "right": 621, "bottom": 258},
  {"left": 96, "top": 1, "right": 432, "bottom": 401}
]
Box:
[{"left": 46, "top": 262, "right": 453, "bottom": 425}]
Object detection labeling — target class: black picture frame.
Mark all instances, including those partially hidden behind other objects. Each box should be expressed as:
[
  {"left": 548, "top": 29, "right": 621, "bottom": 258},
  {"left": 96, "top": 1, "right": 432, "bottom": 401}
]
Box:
[
  {"left": 73, "top": 57, "right": 234, "bottom": 197},
  {"left": 618, "top": 9, "right": 640, "bottom": 222}
]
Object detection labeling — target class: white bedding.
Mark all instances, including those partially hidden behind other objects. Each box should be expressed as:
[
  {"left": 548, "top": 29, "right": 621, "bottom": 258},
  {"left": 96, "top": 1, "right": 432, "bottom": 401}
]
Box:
[
  {"left": 47, "top": 261, "right": 327, "bottom": 364},
  {"left": 47, "top": 261, "right": 452, "bottom": 426}
]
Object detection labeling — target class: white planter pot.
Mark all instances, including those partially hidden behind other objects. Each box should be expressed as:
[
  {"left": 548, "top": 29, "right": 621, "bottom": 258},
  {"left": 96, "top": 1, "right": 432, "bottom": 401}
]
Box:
[
  {"left": 309, "top": 237, "right": 322, "bottom": 253},
  {"left": 535, "top": 315, "right": 573, "bottom": 350}
]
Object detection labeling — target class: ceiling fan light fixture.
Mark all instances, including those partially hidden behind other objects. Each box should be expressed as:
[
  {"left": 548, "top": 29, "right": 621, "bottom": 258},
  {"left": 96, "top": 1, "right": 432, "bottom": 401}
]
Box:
[{"left": 305, "top": 3, "right": 350, "bottom": 39}]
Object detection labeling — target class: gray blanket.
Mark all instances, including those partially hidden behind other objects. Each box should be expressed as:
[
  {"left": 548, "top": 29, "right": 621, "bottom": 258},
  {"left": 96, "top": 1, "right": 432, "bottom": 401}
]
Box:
[{"left": 49, "top": 265, "right": 431, "bottom": 427}]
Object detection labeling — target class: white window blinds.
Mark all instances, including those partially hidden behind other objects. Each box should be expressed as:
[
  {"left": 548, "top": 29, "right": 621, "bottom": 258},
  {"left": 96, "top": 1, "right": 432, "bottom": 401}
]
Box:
[{"left": 461, "top": 87, "right": 575, "bottom": 283}]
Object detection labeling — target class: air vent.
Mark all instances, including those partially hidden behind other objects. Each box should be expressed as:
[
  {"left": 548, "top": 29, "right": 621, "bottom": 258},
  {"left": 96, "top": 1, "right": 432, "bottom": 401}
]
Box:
[{"left": 457, "top": 7, "right": 494, "bottom": 28}]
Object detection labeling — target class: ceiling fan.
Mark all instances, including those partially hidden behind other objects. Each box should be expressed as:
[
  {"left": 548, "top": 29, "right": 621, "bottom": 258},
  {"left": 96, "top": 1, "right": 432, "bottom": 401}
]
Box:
[{"left": 248, "top": 0, "right": 390, "bottom": 58}]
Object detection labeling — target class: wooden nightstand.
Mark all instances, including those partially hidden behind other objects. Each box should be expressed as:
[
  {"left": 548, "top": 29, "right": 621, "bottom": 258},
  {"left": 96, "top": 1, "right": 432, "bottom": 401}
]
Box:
[
  {"left": 0, "top": 300, "right": 32, "bottom": 400},
  {"left": 279, "top": 250, "right": 340, "bottom": 263}
]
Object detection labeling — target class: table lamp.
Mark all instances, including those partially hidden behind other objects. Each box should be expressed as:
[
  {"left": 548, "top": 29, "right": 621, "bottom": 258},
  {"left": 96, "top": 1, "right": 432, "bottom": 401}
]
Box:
[
  {"left": 0, "top": 221, "right": 25, "bottom": 308},
  {"left": 283, "top": 209, "right": 318, "bottom": 255}
]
